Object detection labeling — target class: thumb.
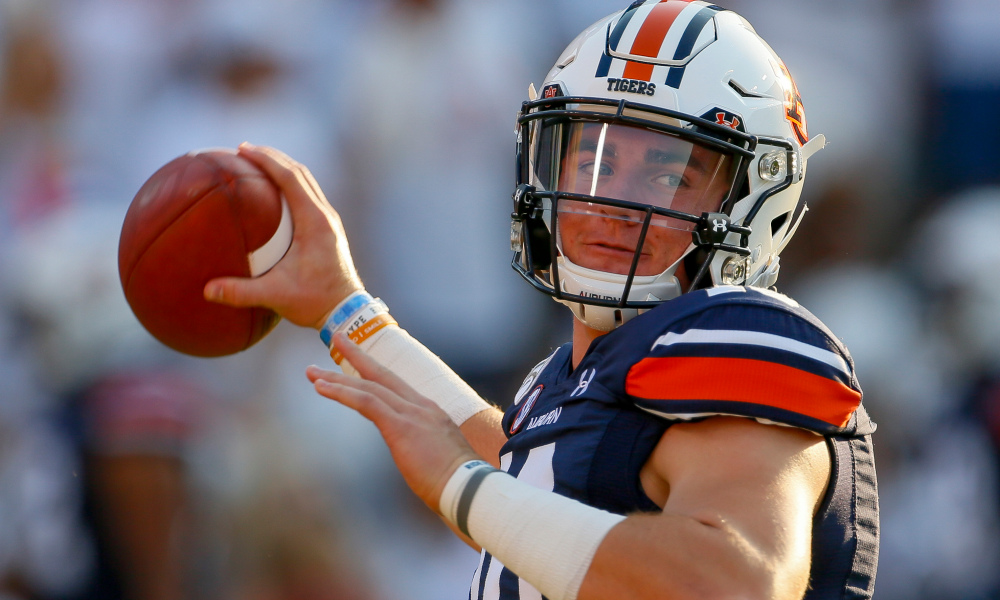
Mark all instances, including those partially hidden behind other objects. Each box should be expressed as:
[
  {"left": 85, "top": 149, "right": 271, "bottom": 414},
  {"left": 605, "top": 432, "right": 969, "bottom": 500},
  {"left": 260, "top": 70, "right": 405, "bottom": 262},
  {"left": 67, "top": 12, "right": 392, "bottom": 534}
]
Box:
[{"left": 204, "top": 276, "right": 267, "bottom": 308}]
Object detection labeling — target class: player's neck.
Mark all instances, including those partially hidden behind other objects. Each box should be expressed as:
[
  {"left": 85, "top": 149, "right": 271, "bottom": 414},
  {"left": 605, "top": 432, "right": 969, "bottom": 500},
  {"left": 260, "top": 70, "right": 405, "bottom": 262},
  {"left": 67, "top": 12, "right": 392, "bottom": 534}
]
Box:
[{"left": 572, "top": 319, "right": 606, "bottom": 369}]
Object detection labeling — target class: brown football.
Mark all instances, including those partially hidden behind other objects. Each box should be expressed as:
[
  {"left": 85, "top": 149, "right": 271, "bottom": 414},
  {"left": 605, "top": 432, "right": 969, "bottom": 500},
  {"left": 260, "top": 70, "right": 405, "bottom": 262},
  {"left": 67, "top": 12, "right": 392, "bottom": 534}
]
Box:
[{"left": 118, "top": 149, "right": 291, "bottom": 357}]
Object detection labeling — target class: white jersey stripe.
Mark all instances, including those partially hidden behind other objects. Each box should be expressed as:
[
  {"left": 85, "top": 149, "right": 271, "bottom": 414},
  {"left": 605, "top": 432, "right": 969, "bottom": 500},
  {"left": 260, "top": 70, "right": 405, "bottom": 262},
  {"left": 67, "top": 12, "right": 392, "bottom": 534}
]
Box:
[
  {"left": 705, "top": 285, "right": 746, "bottom": 297},
  {"left": 470, "top": 552, "right": 485, "bottom": 600},
  {"left": 481, "top": 555, "right": 504, "bottom": 600},
  {"left": 518, "top": 577, "right": 544, "bottom": 600},
  {"left": 474, "top": 453, "right": 516, "bottom": 600},
  {"left": 651, "top": 328, "right": 851, "bottom": 376},
  {"left": 474, "top": 447, "right": 556, "bottom": 599}
]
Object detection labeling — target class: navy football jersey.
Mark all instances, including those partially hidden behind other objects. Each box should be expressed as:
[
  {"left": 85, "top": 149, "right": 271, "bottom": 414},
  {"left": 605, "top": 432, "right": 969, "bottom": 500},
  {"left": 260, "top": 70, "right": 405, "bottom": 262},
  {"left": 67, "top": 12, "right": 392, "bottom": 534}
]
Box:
[{"left": 469, "top": 286, "right": 878, "bottom": 600}]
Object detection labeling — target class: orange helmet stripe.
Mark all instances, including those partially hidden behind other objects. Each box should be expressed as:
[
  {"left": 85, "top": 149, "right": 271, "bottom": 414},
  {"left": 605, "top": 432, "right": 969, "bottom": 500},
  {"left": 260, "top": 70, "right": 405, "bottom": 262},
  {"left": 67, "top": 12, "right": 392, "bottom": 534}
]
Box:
[{"left": 622, "top": 0, "right": 692, "bottom": 82}]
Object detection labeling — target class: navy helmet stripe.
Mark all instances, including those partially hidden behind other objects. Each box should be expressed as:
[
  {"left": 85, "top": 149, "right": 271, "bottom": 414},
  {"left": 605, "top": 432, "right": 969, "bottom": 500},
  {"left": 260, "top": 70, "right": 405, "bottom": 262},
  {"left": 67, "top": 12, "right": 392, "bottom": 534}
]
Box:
[
  {"left": 665, "top": 6, "right": 719, "bottom": 88},
  {"left": 596, "top": 5, "right": 643, "bottom": 78}
]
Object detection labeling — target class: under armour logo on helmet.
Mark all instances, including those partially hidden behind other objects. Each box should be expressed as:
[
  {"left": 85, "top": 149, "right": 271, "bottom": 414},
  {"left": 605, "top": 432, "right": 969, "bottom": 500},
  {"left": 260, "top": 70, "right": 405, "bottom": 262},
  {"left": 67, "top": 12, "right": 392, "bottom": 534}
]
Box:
[
  {"left": 716, "top": 112, "right": 741, "bottom": 130},
  {"left": 713, "top": 219, "right": 728, "bottom": 233}
]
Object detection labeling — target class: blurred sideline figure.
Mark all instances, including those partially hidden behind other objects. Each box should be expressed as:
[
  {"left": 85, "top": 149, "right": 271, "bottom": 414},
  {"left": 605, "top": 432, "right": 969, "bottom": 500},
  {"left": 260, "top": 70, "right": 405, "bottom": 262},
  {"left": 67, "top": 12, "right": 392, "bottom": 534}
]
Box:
[
  {"left": 336, "top": 0, "right": 553, "bottom": 402},
  {"left": 0, "top": 3, "right": 380, "bottom": 598},
  {"left": 2, "top": 202, "right": 200, "bottom": 600},
  {"left": 205, "top": 2, "right": 880, "bottom": 599}
]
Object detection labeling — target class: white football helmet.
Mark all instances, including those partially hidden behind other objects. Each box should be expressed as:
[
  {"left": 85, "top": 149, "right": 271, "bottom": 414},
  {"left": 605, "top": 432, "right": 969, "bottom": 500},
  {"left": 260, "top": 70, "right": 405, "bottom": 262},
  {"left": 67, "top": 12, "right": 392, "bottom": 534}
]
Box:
[{"left": 510, "top": 0, "right": 826, "bottom": 330}]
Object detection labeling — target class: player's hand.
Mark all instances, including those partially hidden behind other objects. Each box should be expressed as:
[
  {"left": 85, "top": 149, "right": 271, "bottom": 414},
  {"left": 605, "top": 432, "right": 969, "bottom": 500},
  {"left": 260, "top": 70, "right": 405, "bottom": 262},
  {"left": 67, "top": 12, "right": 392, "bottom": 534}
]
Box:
[
  {"left": 307, "top": 333, "right": 480, "bottom": 512},
  {"left": 203, "top": 143, "right": 363, "bottom": 329}
]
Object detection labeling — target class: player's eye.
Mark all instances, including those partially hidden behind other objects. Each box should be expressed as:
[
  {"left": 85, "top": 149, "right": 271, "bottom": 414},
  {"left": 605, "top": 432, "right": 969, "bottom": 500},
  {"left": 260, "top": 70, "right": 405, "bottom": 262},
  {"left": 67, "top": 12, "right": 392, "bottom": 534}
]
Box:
[
  {"left": 580, "top": 161, "right": 614, "bottom": 177},
  {"left": 653, "top": 173, "right": 684, "bottom": 188}
]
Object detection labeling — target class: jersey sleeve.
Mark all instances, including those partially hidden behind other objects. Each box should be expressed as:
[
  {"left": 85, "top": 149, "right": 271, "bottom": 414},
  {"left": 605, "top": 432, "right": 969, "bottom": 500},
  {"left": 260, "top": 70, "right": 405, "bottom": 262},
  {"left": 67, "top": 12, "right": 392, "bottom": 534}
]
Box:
[{"left": 624, "top": 290, "right": 867, "bottom": 436}]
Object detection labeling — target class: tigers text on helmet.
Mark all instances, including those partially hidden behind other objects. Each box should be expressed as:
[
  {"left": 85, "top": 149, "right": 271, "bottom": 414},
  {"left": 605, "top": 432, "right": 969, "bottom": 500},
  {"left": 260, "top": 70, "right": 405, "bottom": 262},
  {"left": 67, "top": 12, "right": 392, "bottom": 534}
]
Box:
[{"left": 510, "top": 0, "right": 826, "bottom": 331}]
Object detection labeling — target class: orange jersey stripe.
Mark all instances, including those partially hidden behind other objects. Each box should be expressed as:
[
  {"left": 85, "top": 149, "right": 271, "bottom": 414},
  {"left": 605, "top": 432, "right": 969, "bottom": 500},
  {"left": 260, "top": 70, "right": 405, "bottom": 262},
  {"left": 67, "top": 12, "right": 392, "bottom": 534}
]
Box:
[
  {"left": 622, "top": 1, "right": 690, "bottom": 81},
  {"left": 626, "top": 356, "right": 860, "bottom": 427}
]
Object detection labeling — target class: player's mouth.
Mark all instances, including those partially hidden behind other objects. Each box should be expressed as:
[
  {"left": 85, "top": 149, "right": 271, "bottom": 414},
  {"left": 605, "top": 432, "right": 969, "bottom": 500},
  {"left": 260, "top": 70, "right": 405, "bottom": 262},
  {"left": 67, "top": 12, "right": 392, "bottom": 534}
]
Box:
[
  {"left": 572, "top": 238, "right": 655, "bottom": 274},
  {"left": 583, "top": 239, "right": 645, "bottom": 259}
]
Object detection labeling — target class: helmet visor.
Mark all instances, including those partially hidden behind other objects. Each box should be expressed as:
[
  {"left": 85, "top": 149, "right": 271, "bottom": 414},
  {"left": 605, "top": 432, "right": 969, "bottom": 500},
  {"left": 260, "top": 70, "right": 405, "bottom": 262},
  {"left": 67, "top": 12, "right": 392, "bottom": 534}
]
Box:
[{"left": 533, "top": 120, "right": 737, "bottom": 232}]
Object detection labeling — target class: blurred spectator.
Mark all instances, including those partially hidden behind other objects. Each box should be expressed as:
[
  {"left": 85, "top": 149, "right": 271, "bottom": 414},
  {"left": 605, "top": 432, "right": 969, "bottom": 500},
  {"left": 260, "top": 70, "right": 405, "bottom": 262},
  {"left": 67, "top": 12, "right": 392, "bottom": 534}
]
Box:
[
  {"left": 1, "top": 0, "right": 999, "bottom": 598},
  {"left": 910, "top": 186, "right": 1000, "bottom": 599},
  {"left": 922, "top": 0, "right": 1000, "bottom": 198},
  {"left": 0, "top": 1, "right": 70, "bottom": 234},
  {"left": 337, "top": 0, "right": 554, "bottom": 403}
]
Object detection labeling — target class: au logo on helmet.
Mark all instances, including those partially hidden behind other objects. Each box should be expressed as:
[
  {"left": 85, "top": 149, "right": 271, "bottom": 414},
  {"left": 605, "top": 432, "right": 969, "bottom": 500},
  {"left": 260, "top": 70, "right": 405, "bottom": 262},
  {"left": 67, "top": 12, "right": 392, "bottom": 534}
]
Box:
[
  {"left": 776, "top": 61, "right": 809, "bottom": 144},
  {"left": 541, "top": 83, "right": 564, "bottom": 99}
]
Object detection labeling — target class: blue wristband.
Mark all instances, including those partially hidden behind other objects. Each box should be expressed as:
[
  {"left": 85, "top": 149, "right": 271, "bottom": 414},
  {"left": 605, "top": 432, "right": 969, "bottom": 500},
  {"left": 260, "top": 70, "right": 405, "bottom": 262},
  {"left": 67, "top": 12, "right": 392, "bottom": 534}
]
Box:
[{"left": 320, "top": 291, "right": 374, "bottom": 347}]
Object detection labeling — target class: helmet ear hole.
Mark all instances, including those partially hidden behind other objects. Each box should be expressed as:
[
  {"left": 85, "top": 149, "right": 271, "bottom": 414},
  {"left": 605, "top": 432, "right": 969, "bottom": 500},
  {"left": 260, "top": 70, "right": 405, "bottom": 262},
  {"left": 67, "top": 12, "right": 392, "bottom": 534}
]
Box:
[
  {"left": 770, "top": 212, "right": 789, "bottom": 238},
  {"left": 683, "top": 247, "right": 712, "bottom": 291},
  {"left": 526, "top": 218, "right": 552, "bottom": 270}
]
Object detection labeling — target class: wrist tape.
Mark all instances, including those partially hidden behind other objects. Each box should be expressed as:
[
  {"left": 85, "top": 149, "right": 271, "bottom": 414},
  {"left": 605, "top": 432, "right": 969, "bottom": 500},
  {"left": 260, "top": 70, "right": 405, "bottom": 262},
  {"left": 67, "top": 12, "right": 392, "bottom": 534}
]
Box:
[
  {"left": 439, "top": 460, "right": 626, "bottom": 600},
  {"left": 321, "top": 292, "right": 492, "bottom": 426}
]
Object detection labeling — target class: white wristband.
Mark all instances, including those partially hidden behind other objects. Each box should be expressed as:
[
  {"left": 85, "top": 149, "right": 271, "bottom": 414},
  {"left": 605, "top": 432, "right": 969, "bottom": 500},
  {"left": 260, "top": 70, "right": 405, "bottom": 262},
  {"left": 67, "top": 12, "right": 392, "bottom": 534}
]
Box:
[
  {"left": 324, "top": 292, "right": 493, "bottom": 427},
  {"left": 439, "top": 460, "right": 498, "bottom": 536},
  {"left": 439, "top": 460, "right": 626, "bottom": 600}
]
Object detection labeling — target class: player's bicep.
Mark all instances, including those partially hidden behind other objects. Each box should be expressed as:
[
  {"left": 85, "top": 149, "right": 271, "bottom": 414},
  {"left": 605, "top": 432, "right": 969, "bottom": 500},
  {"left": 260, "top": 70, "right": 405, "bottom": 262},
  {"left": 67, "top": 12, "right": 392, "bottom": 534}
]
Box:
[
  {"left": 625, "top": 300, "right": 864, "bottom": 436},
  {"left": 648, "top": 417, "right": 830, "bottom": 594}
]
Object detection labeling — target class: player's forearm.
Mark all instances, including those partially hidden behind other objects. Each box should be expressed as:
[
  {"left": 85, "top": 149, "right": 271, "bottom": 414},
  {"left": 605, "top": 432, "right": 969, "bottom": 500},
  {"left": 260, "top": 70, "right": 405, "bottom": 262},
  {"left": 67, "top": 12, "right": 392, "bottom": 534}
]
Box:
[
  {"left": 458, "top": 406, "right": 506, "bottom": 468},
  {"left": 579, "top": 513, "right": 805, "bottom": 600},
  {"left": 321, "top": 292, "right": 498, "bottom": 425},
  {"left": 439, "top": 462, "right": 809, "bottom": 600}
]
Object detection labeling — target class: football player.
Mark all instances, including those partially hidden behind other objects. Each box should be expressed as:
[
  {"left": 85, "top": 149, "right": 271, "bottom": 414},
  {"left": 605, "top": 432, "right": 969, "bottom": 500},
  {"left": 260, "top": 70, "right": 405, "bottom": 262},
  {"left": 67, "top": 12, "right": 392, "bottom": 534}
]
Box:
[{"left": 205, "top": 2, "right": 878, "bottom": 599}]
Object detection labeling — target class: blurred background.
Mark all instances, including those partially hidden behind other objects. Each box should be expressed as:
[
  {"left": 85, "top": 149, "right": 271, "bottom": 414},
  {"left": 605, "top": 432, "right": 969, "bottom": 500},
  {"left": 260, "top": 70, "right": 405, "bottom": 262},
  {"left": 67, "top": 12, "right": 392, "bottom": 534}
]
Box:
[{"left": 0, "top": 0, "right": 997, "bottom": 598}]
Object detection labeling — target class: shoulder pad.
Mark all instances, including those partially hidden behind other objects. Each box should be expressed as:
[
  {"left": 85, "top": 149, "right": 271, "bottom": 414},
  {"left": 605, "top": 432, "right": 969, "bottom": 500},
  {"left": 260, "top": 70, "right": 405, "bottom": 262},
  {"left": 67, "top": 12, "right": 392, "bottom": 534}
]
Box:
[{"left": 623, "top": 287, "right": 869, "bottom": 436}]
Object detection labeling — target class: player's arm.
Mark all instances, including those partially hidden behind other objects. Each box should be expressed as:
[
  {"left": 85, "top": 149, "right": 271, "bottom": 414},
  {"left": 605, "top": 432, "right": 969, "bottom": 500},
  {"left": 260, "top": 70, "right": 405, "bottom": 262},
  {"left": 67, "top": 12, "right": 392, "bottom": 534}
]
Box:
[
  {"left": 578, "top": 416, "right": 830, "bottom": 600},
  {"left": 203, "top": 144, "right": 507, "bottom": 464},
  {"left": 313, "top": 337, "right": 831, "bottom": 600},
  {"left": 459, "top": 405, "right": 506, "bottom": 468}
]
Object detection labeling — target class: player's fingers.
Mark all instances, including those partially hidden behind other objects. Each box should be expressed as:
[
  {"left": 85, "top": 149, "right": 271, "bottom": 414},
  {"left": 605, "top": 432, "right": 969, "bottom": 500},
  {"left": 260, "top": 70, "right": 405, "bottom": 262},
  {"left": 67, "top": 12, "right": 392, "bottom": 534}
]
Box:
[
  {"left": 306, "top": 365, "right": 410, "bottom": 412},
  {"left": 203, "top": 276, "right": 267, "bottom": 308},
  {"left": 313, "top": 378, "right": 395, "bottom": 424},
  {"left": 238, "top": 144, "right": 328, "bottom": 216},
  {"left": 252, "top": 143, "right": 326, "bottom": 202},
  {"left": 308, "top": 366, "right": 416, "bottom": 421}
]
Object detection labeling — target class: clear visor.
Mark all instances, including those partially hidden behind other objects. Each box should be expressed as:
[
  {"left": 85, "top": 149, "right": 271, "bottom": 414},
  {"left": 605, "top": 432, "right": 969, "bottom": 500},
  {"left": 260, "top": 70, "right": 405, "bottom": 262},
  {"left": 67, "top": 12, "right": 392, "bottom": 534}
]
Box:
[
  {"left": 533, "top": 120, "right": 737, "bottom": 232},
  {"left": 530, "top": 121, "right": 738, "bottom": 277}
]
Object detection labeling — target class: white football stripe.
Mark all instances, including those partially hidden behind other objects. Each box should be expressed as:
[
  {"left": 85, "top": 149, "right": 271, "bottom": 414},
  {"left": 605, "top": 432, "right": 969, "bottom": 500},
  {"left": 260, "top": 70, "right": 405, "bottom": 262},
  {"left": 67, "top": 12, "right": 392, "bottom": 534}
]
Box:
[
  {"left": 651, "top": 328, "right": 851, "bottom": 376},
  {"left": 247, "top": 196, "right": 292, "bottom": 276}
]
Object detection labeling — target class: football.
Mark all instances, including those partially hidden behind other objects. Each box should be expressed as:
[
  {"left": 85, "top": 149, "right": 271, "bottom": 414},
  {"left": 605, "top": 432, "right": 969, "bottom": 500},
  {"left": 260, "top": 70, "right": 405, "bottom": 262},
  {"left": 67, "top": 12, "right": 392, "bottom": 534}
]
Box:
[{"left": 118, "top": 149, "right": 291, "bottom": 357}]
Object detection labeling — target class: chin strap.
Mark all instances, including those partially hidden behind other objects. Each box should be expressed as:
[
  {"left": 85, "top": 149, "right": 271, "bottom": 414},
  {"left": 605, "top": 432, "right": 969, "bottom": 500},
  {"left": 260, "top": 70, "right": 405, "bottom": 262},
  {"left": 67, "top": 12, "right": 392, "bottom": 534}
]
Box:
[
  {"left": 692, "top": 212, "right": 751, "bottom": 257},
  {"left": 686, "top": 212, "right": 752, "bottom": 290}
]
